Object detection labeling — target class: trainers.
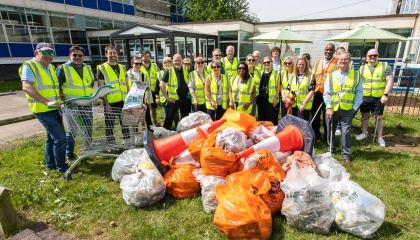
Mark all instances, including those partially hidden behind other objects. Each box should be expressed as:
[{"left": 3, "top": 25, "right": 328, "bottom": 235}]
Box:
[
  {"left": 377, "top": 137, "right": 386, "bottom": 147},
  {"left": 356, "top": 133, "right": 368, "bottom": 140},
  {"left": 335, "top": 129, "right": 341, "bottom": 136}
]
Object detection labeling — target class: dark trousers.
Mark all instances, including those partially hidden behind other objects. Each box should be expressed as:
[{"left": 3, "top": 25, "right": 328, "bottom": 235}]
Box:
[
  {"left": 105, "top": 100, "right": 130, "bottom": 141},
  {"left": 163, "top": 97, "right": 190, "bottom": 130},
  {"left": 257, "top": 96, "right": 280, "bottom": 126},
  {"left": 291, "top": 107, "right": 311, "bottom": 122},
  {"left": 193, "top": 104, "right": 207, "bottom": 113},
  {"left": 280, "top": 101, "right": 288, "bottom": 118},
  {"left": 311, "top": 92, "right": 327, "bottom": 141},
  {"left": 207, "top": 105, "right": 226, "bottom": 121}
]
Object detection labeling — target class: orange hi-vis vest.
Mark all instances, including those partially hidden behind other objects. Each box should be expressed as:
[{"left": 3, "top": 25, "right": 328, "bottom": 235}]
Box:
[{"left": 313, "top": 57, "right": 338, "bottom": 93}]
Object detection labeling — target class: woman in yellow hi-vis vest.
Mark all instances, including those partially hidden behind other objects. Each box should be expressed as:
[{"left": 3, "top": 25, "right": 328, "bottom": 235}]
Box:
[
  {"left": 229, "top": 62, "right": 256, "bottom": 114},
  {"left": 247, "top": 54, "right": 261, "bottom": 117},
  {"left": 188, "top": 56, "right": 208, "bottom": 112},
  {"left": 280, "top": 56, "right": 295, "bottom": 117},
  {"left": 205, "top": 60, "right": 229, "bottom": 121},
  {"left": 285, "top": 57, "right": 315, "bottom": 121}
]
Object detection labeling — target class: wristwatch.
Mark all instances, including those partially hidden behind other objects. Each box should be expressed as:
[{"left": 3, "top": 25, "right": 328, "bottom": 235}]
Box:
[{"left": 383, "top": 93, "right": 389, "bottom": 97}]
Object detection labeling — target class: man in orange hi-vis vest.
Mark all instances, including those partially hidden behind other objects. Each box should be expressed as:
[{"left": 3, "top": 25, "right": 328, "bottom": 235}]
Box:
[{"left": 311, "top": 43, "right": 337, "bottom": 141}]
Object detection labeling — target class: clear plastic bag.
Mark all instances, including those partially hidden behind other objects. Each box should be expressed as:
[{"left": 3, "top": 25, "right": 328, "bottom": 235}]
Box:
[
  {"left": 215, "top": 127, "right": 247, "bottom": 153},
  {"left": 194, "top": 169, "right": 226, "bottom": 213},
  {"left": 249, "top": 125, "right": 276, "bottom": 144},
  {"left": 281, "top": 164, "right": 335, "bottom": 234},
  {"left": 272, "top": 151, "right": 292, "bottom": 165},
  {"left": 120, "top": 169, "right": 166, "bottom": 207},
  {"left": 112, "top": 149, "right": 155, "bottom": 182},
  {"left": 331, "top": 177, "right": 386, "bottom": 238},
  {"left": 172, "top": 149, "right": 200, "bottom": 167},
  {"left": 313, "top": 152, "right": 349, "bottom": 182},
  {"left": 176, "top": 111, "right": 213, "bottom": 133},
  {"left": 151, "top": 126, "right": 177, "bottom": 139}
]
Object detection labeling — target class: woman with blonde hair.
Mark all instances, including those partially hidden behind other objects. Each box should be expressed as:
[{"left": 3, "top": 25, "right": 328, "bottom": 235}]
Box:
[
  {"left": 284, "top": 57, "right": 315, "bottom": 121},
  {"left": 205, "top": 60, "right": 229, "bottom": 120},
  {"left": 280, "top": 56, "right": 294, "bottom": 117},
  {"left": 188, "top": 56, "right": 208, "bottom": 112},
  {"left": 246, "top": 54, "right": 261, "bottom": 116}
]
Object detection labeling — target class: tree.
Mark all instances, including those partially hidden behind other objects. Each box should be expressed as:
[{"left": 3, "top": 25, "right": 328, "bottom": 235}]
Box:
[{"left": 184, "top": 0, "right": 254, "bottom": 22}]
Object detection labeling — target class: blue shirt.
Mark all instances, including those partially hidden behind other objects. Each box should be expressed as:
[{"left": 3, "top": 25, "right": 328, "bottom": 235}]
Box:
[
  {"left": 21, "top": 59, "right": 52, "bottom": 82},
  {"left": 323, "top": 69, "right": 363, "bottom": 111}
]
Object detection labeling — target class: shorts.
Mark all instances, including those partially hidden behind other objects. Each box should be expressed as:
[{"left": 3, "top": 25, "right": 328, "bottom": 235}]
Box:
[
  {"left": 359, "top": 96, "right": 384, "bottom": 115},
  {"left": 150, "top": 90, "right": 158, "bottom": 109}
]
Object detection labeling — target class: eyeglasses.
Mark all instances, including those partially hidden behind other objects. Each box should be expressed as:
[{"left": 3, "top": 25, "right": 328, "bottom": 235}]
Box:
[
  {"left": 284, "top": 62, "right": 292, "bottom": 65},
  {"left": 214, "top": 54, "right": 221, "bottom": 57},
  {"left": 134, "top": 62, "right": 142, "bottom": 66},
  {"left": 196, "top": 62, "right": 204, "bottom": 64},
  {"left": 41, "top": 51, "right": 55, "bottom": 56},
  {"left": 247, "top": 59, "right": 255, "bottom": 62},
  {"left": 72, "top": 54, "right": 84, "bottom": 58},
  {"left": 212, "top": 65, "right": 220, "bottom": 69},
  {"left": 237, "top": 67, "right": 246, "bottom": 70},
  {"left": 368, "top": 54, "right": 378, "bottom": 58},
  {"left": 263, "top": 61, "right": 271, "bottom": 64}
]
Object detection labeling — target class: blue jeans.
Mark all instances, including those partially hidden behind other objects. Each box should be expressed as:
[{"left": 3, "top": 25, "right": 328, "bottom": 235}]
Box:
[
  {"left": 63, "top": 104, "right": 93, "bottom": 156},
  {"left": 34, "top": 110, "right": 68, "bottom": 172}
]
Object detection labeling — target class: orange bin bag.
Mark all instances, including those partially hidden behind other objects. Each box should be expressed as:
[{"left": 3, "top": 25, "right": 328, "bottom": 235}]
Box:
[
  {"left": 200, "top": 147, "right": 237, "bottom": 177},
  {"left": 188, "top": 128, "right": 220, "bottom": 161},
  {"left": 220, "top": 108, "right": 256, "bottom": 136},
  {"left": 213, "top": 184, "right": 272, "bottom": 240},
  {"left": 251, "top": 120, "right": 274, "bottom": 131},
  {"left": 225, "top": 169, "right": 271, "bottom": 196},
  {"left": 164, "top": 164, "right": 200, "bottom": 199}
]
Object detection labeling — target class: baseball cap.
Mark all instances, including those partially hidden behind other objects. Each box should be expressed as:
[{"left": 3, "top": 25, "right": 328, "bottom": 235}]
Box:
[{"left": 36, "top": 43, "right": 54, "bottom": 51}]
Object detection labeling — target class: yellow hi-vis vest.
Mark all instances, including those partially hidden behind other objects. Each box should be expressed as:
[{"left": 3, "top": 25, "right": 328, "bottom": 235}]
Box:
[
  {"left": 289, "top": 73, "right": 314, "bottom": 110},
  {"left": 188, "top": 70, "right": 207, "bottom": 105},
  {"left": 264, "top": 70, "right": 280, "bottom": 104},
  {"left": 61, "top": 64, "right": 94, "bottom": 99},
  {"left": 328, "top": 70, "right": 360, "bottom": 111},
  {"left": 231, "top": 76, "right": 255, "bottom": 113},
  {"left": 166, "top": 67, "right": 189, "bottom": 101},
  {"left": 255, "top": 62, "right": 263, "bottom": 73},
  {"left": 361, "top": 62, "right": 388, "bottom": 97},
  {"left": 250, "top": 70, "right": 261, "bottom": 97},
  {"left": 140, "top": 63, "right": 158, "bottom": 92},
  {"left": 97, "top": 63, "right": 127, "bottom": 104},
  {"left": 205, "top": 74, "right": 229, "bottom": 110},
  {"left": 157, "top": 70, "right": 166, "bottom": 104},
  {"left": 221, "top": 57, "right": 239, "bottom": 78},
  {"left": 19, "top": 60, "right": 60, "bottom": 113},
  {"left": 280, "top": 71, "right": 292, "bottom": 97}
]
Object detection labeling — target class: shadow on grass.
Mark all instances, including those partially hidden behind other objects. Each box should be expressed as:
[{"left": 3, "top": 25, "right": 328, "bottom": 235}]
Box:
[
  {"left": 376, "top": 221, "right": 403, "bottom": 239},
  {"left": 5, "top": 210, "right": 38, "bottom": 238}
]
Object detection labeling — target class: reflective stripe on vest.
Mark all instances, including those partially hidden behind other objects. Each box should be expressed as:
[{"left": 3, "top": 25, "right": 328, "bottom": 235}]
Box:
[
  {"left": 221, "top": 57, "right": 239, "bottom": 78},
  {"left": 289, "top": 73, "right": 314, "bottom": 110},
  {"left": 250, "top": 71, "right": 261, "bottom": 96},
  {"left": 255, "top": 63, "right": 263, "bottom": 73},
  {"left": 189, "top": 70, "right": 207, "bottom": 105},
  {"left": 329, "top": 70, "right": 360, "bottom": 111},
  {"left": 62, "top": 65, "right": 94, "bottom": 99},
  {"left": 98, "top": 63, "right": 127, "bottom": 103},
  {"left": 361, "top": 62, "right": 387, "bottom": 97},
  {"left": 140, "top": 63, "right": 158, "bottom": 92},
  {"left": 158, "top": 70, "right": 167, "bottom": 104},
  {"left": 280, "top": 71, "right": 292, "bottom": 97},
  {"left": 20, "top": 60, "right": 60, "bottom": 113},
  {"left": 267, "top": 70, "right": 280, "bottom": 104},
  {"left": 313, "top": 57, "right": 338, "bottom": 93},
  {"left": 231, "top": 76, "right": 254, "bottom": 113},
  {"left": 205, "top": 74, "right": 229, "bottom": 110},
  {"left": 166, "top": 67, "right": 189, "bottom": 101}
]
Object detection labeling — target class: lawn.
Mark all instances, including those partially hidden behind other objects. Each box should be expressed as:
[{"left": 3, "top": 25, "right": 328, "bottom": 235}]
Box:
[
  {"left": 0, "top": 112, "right": 419, "bottom": 239},
  {"left": 0, "top": 79, "right": 21, "bottom": 93}
]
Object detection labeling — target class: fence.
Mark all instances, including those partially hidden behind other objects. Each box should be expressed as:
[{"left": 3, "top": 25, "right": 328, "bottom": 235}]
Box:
[{"left": 386, "top": 68, "right": 420, "bottom": 115}]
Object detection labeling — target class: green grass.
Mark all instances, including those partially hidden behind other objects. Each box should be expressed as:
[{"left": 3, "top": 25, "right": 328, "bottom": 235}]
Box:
[
  {"left": 0, "top": 112, "right": 419, "bottom": 239},
  {"left": 0, "top": 79, "right": 21, "bottom": 93}
]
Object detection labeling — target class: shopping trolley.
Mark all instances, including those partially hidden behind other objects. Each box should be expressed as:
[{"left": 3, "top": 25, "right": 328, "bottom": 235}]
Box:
[{"left": 59, "top": 86, "right": 147, "bottom": 181}]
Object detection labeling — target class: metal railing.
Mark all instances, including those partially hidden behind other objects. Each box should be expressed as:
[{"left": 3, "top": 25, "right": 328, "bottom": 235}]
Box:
[{"left": 386, "top": 68, "right": 420, "bottom": 115}]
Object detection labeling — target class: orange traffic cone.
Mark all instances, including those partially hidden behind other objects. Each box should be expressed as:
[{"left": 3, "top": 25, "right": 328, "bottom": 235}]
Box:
[
  {"left": 144, "top": 119, "right": 227, "bottom": 176},
  {"left": 236, "top": 114, "right": 315, "bottom": 159}
]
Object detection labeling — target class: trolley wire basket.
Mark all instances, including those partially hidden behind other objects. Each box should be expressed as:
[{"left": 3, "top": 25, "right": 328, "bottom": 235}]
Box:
[{"left": 60, "top": 103, "right": 146, "bottom": 180}]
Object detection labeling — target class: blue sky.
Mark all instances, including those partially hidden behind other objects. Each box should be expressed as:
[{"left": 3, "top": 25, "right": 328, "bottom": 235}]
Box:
[{"left": 247, "top": 0, "right": 393, "bottom": 22}]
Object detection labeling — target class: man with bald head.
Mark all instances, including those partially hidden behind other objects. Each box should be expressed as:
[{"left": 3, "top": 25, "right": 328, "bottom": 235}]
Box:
[
  {"left": 312, "top": 43, "right": 337, "bottom": 141},
  {"left": 253, "top": 50, "right": 263, "bottom": 72},
  {"left": 356, "top": 49, "right": 393, "bottom": 147},
  {"left": 159, "top": 54, "right": 190, "bottom": 130}
]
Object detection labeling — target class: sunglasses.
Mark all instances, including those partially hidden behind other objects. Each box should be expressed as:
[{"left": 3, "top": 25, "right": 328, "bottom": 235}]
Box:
[
  {"left": 212, "top": 65, "right": 220, "bottom": 69},
  {"left": 368, "top": 54, "right": 378, "bottom": 58},
  {"left": 134, "top": 62, "right": 142, "bottom": 66},
  {"left": 247, "top": 59, "right": 255, "bottom": 62},
  {"left": 41, "top": 51, "right": 55, "bottom": 56},
  {"left": 214, "top": 54, "right": 221, "bottom": 57},
  {"left": 72, "top": 54, "right": 84, "bottom": 58},
  {"left": 196, "top": 62, "right": 204, "bottom": 64},
  {"left": 237, "top": 67, "right": 246, "bottom": 70},
  {"left": 263, "top": 61, "right": 271, "bottom": 64},
  {"left": 284, "top": 62, "right": 292, "bottom": 65},
  {"left": 183, "top": 63, "right": 191, "bottom": 65}
]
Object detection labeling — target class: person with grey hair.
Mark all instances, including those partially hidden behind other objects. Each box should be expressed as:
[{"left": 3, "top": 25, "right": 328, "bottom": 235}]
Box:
[
  {"left": 207, "top": 48, "right": 226, "bottom": 75},
  {"left": 205, "top": 60, "right": 230, "bottom": 120},
  {"left": 188, "top": 56, "right": 208, "bottom": 112},
  {"left": 221, "top": 45, "right": 239, "bottom": 79}
]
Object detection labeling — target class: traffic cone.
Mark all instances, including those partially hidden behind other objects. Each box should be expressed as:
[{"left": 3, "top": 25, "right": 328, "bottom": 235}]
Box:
[
  {"left": 144, "top": 118, "right": 226, "bottom": 176},
  {"left": 236, "top": 114, "right": 315, "bottom": 159}
]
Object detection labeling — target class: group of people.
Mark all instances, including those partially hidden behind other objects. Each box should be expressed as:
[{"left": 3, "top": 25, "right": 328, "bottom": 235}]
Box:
[{"left": 20, "top": 42, "right": 393, "bottom": 172}]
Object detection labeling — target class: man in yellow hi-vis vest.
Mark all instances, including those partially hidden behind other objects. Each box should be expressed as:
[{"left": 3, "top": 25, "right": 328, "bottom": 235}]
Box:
[
  {"left": 221, "top": 45, "right": 239, "bottom": 79},
  {"left": 323, "top": 51, "right": 363, "bottom": 166},
  {"left": 97, "top": 45, "right": 130, "bottom": 143},
  {"left": 20, "top": 42, "right": 70, "bottom": 173},
  {"left": 56, "top": 45, "right": 95, "bottom": 161},
  {"left": 355, "top": 49, "right": 394, "bottom": 147}
]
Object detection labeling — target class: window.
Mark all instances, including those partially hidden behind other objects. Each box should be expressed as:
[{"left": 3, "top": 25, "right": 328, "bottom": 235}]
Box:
[
  {"left": 89, "top": 37, "right": 99, "bottom": 44},
  {"left": 219, "top": 31, "right": 238, "bottom": 42},
  {"left": 49, "top": 12, "right": 69, "bottom": 29},
  {"left": 85, "top": 17, "right": 100, "bottom": 29},
  {"left": 52, "top": 28, "right": 71, "bottom": 43},
  {"left": 378, "top": 28, "right": 412, "bottom": 58},
  {"left": 68, "top": 15, "right": 86, "bottom": 30},
  {"left": 0, "top": 26, "right": 5, "bottom": 42},
  {"left": 25, "top": 9, "right": 49, "bottom": 27},
  {"left": 90, "top": 45, "right": 101, "bottom": 55},
  {"left": 100, "top": 18, "right": 113, "bottom": 29},
  {"left": 113, "top": 20, "right": 125, "bottom": 29},
  {"left": 71, "top": 30, "right": 87, "bottom": 44},
  {"left": 239, "top": 31, "right": 253, "bottom": 41},
  {"left": 0, "top": 5, "right": 27, "bottom": 25},
  {"left": 348, "top": 42, "right": 375, "bottom": 59},
  {"left": 30, "top": 26, "right": 52, "bottom": 43},
  {"left": 5, "top": 25, "right": 30, "bottom": 42},
  {"left": 99, "top": 37, "right": 110, "bottom": 44}
]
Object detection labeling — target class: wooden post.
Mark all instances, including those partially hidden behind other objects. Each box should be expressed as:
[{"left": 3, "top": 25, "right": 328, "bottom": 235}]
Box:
[{"left": 0, "top": 186, "right": 17, "bottom": 238}]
